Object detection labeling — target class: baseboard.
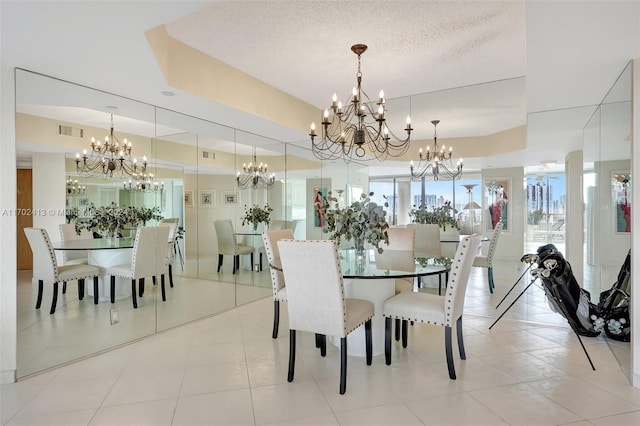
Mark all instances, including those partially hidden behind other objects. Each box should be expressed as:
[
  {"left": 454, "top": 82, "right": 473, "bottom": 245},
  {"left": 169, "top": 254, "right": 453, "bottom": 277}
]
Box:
[{"left": 1, "top": 369, "right": 16, "bottom": 384}]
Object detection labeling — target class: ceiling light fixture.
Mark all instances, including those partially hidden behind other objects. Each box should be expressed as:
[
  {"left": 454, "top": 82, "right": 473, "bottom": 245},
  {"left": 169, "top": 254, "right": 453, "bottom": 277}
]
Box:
[
  {"left": 66, "top": 176, "right": 86, "bottom": 196},
  {"left": 123, "top": 173, "right": 164, "bottom": 192},
  {"left": 309, "top": 44, "right": 412, "bottom": 162},
  {"left": 410, "top": 120, "right": 463, "bottom": 181},
  {"left": 236, "top": 150, "right": 275, "bottom": 190},
  {"left": 75, "top": 113, "right": 147, "bottom": 178}
]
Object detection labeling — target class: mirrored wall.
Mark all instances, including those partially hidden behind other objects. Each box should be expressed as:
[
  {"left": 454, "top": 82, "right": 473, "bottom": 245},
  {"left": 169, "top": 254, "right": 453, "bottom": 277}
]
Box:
[
  {"left": 584, "top": 61, "right": 632, "bottom": 379},
  {"left": 15, "top": 69, "right": 368, "bottom": 378}
]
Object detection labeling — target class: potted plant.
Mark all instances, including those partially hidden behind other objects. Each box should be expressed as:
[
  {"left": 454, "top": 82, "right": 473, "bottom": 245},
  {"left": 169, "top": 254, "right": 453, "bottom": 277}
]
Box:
[
  {"left": 134, "top": 206, "right": 163, "bottom": 226},
  {"left": 321, "top": 191, "right": 390, "bottom": 254},
  {"left": 408, "top": 201, "right": 459, "bottom": 231},
  {"left": 74, "top": 203, "right": 140, "bottom": 241},
  {"left": 241, "top": 204, "right": 273, "bottom": 232}
]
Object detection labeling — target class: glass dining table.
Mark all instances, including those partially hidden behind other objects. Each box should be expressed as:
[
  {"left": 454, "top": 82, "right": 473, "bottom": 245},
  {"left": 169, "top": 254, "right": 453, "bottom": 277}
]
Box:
[
  {"left": 52, "top": 238, "right": 135, "bottom": 302},
  {"left": 271, "top": 248, "right": 450, "bottom": 357}
]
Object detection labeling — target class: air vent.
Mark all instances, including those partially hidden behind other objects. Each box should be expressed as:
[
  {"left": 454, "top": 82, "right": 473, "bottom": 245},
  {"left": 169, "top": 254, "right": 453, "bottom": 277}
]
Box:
[
  {"left": 202, "top": 151, "right": 215, "bottom": 160},
  {"left": 58, "top": 124, "right": 84, "bottom": 138}
]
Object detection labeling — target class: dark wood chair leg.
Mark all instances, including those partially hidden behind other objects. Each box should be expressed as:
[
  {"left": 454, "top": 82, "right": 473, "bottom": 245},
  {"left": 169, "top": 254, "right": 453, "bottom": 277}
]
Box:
[
  {"left": 139, "top": 277, "right": 145, "bottom": 297},
  {"left": 385, "top": 317, "right": 392, "bottom": 365},
  {"left": 110, "top": 276, "right": 116, "bottom": 303},
  {"left": 456, "top": 316, "right": 466, "bottom": 360},
  {"left": 50, "top": 282, "right": 58, "bottom": 314},
  {"left": 232, "top": 255, "right": 238, "bottom": 274},
  {"left": 217, "top": 254, "right": 223, "bottom": 273},
  {"left": 340, "top": 337, "right": 347, "bottom": 394},
  {"left": 401, "top": 320, "right": 408, "bottom": 348},
  {"left": 365, "top": 319, "right": 372, "bottom": 366},
  {"left": 259, "top": 253, "right": 263, "bottom": 271},
  {"left": 287, "top": 329, "right": 296, "bottom": 382},
  {"left": 315, "top": 333, "right": 321, "bottom": 348},
  {"left": 168, "top": 264, "right": 174, "bottom": 288},
  {"left": 62, "top": 281, "right": 67, "bottom": 294},
  {"left": 152, "top": 276, "right": 157, "bottom": 286},
  {"left": 438, "top": 274, "right": 442, "bottom": 295},
  {"left": 131, "top": 279, "right": 138, "bottom": 309},
  {"left": 35, "top": 280, "right": 43, "bottom": 309},
  {"left": 93, "top": 276, "right": 99, "bottom": 304},
  {"left": 488, "top": 267, "right": 494, "bottom": 293},
  {"left": 272, "top": 300, "right": 280, "bottom": 339},
  {"left": 319, "top": 335, "right": 327, "bottom": 357},
  {"left": 445, "top": 325, "right": 456, "bottom": 379},
  {"left": 78, "top": 278, "right": 85, "bottom": 300},
  {"left": 395, "top": 318, "right": 401, "bottom": 341},
  {"left": 160, "top": 274, "right": 166, "bottom": 301},
  {"left": 250, "top": 253, "right": 254, "bottom": 270}
]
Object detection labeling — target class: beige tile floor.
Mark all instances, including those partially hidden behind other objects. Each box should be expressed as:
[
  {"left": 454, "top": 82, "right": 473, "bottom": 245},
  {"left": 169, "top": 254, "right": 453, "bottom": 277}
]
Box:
[{"left": 3, "top": 257, "right": 637, "bottom": 425}]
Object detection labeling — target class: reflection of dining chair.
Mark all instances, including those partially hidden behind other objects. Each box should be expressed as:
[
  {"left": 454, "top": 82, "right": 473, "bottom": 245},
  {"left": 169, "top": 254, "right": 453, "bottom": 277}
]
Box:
[
  {"left": 158, "top": 222, "right": 178, "bottom": 288},
  {"left": 472, "top": 221, "right": 503, "bottom": 293},
  {"left": 24, "top": 227, "right": 101, "bottom": 313},
  {"left": 278, "top": 239, "right": 374, "bottom": 394},
  {"left": 383, "top": 234, "right": 480, "bottom": 380},
  {"left": 59, "top": 223, "right": 93, "bottom": 294},
  {"left": 214, "top": 219, "right": 254, "bottom": 274},
  {"left": 407, "top": 223, "right": 441, "bottom": 259},
  {"left": 106, "top": 226, "right": 171, "bottom": 308},
  {"left": 262, "top": 229, "right": 294, "bottom": 338},
  {"left": 375, "top": 226, "right": 416, "bottom": 341}
]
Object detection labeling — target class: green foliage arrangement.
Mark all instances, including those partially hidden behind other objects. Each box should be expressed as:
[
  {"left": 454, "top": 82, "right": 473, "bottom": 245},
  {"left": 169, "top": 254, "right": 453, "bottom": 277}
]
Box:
[
  {"left": 74, "top": 203, "right": 163, "bottom": 238},
  {"left": 321, "top": 191, "right": 390, "bottom": 254},
  {"left": 241, "top": 204, "right": 273, "bottom": 230},
  {"left": 408, "top": 201, "right": 459, "bottom": 231},
  {"left": 135, "top": 206, "right": 163, "bottom": 225}
]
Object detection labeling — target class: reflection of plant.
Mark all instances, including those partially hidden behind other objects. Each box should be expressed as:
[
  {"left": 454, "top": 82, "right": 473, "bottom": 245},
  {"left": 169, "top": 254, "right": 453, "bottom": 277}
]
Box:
[
  {"left": 241, "top": 204, "right": 273, "bottom": 230},
  {"left": 65, "top": 206, "right": 79, "bottom": 224},
  {"left": 409, "top": 201, "right": 459, "bottom": 231},
  {"left": 135, "top": 206, "right": 163, "bottom": 225},
  {"left": 417, "top": 256, "right": 453, "bottom": 268},
  {"left": 74, "top": 203, "right": 140, "bottom": 237},
  {"left": 322, "top": 191, "right": 390, "bottom": 253}
]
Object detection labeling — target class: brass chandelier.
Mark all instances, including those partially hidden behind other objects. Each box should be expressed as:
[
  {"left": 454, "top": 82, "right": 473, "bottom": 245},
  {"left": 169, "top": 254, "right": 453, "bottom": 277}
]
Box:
[
  {"left": 236, "top": 152, "right": 275, "bottom": 190},
  {"left": 66, "top": 176, "right": 86, "bottom": 196},
  {"left": 75, "top": 114, "right": 147, "bottom": 178},
  {"left": 309, "top": 44, "right": 412, "bottom": 162},
  {"left": 410, "top": 120, "right": 463, "bottom": 180},
  {"left": 123, "top": 173, "right": 164, "bottom": 192}
]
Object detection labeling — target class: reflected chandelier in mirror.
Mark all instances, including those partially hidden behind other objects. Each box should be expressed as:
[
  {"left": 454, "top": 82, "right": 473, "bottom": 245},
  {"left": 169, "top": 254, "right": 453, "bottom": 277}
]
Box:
[{"left": 75, "top": 113, "right": 148, "bottom": 178}]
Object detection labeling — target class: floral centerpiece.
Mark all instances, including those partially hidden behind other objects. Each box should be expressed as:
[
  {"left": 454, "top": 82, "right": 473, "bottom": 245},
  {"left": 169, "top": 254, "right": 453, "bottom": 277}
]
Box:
[
  {"left": 135, "top": 206, "right": 163, "bottom": 225},
  {"left": 65, "top": 206, "right": 79, "bottom": 224},
  {"left": 74, "top": 203, "right": 141, "bottom": 240},
  {"left": 408, "top": 201, "right": 459, "bottom": 231},
  {"left": 241, "top": 204, "right": 273, "bottom": 231},
  {"left": 321, "top": 191, "right": 390, "bottom": 254}
]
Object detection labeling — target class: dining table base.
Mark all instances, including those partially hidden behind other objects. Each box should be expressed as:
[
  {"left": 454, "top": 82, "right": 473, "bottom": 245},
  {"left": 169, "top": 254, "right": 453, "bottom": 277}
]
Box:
[{"left": 88, "top": 248, "right": 133, "bottom": 302}]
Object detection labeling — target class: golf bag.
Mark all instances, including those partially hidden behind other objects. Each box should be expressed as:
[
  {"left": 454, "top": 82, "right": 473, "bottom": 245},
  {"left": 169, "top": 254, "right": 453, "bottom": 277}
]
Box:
[
  {"left": 594, "top": 250, "right": 631, "bottom": 341},
  {"left": 530, "top": 244, "right": 600, "bottom": 337}
]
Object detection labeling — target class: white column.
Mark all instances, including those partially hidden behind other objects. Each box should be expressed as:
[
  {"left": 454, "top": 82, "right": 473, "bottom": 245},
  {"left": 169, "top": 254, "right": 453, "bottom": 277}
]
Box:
[
  {"left": 0, "top": 62, "right": 17, "bottom": 384},
  {"left": 397, "top": 180, "right": 411, "bottom": 225},
  {"left": 631, "top": 57, "right": 640, "bottom": 389},
  {"left": 565, "top": 150, "right": 583, "bottom": 284}
]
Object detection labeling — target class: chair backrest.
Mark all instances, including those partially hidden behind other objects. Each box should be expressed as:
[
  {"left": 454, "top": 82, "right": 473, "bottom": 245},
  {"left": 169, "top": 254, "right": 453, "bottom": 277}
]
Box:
[
  {"left": 407, "top": 223, "right": 441, "bottom": 258},
  {"left": 278, "top": 239, "right": 348, "bottom": 337},
  {"left": 486, "top": 221, "right": 503, "bottom": 264},
  {"left": 59, "top": 223, "right": 93, "bottom": 263},
  {"left": 444, "top": 234, "right": 481, "bottom": 326},
  {"left": 24, "top": 227, "right": 58, "bottom": 283},
  {"left": 375, "top": 227, "right": 415, "bottom": 272},
  {"left": 131, "top": 226, "right": 171, "bottom": 279},
  {"left": 262, "top": 229, "right": 294, "bottom": 296},
  {"left": 214, "top": 219, "right": 238, "bottom": 255},
  {"left": 159, "top": 222, "right": 178, "bottom": 261}
]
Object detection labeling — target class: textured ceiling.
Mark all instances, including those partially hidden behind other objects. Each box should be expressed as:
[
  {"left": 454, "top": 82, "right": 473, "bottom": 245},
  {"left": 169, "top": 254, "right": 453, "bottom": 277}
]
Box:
[{"left": 166, "top": 1, "right": 526, "bottom": 111}]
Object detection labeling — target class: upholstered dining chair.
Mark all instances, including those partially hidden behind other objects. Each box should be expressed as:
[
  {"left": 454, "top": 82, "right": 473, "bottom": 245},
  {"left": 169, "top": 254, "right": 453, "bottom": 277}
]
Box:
[
  {"left": 278, "top": 239, "right": 374, "bottom": 395},
  {"left": 375, "top": 226, "right": 416, "bottom": 341},
  {"left": 106, "top": 226, "right": 170, "bottom": 308},
  {"left": 59, "top": 223, "right": 93, "bottom": 294},
  {"left": 407, "top": 223, "right": 448, "bottom": 294},
  {"left": 262, "top": 228, "right": 294, "bottom": 339},
  {"left": 214, "top": 219, "right": 254, "bottom": 274},
  {"left": 24, "top": 227, "right": 101, "bottom": 313},
  {"left": 382, "top": 234, "right": 480, "bottom": 380},
  {"left": 158, "top": 221, "right": 178, "bottom": 288},
  {"left": 472, "top": 220, "right": 503, "bottom": 293}
]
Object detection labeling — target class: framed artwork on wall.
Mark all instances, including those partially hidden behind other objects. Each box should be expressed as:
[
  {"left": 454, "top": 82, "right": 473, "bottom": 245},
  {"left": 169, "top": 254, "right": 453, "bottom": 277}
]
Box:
[
  {"left": 77, "top": 196, "right": 90, "bottom": 208},
  {"left": 313, "top": 187, "right": 328, "bottom": 227},
  {"left": 199, "top": 190, "right": 216, "bottom": 207},
  {"left": 223, "top": 191, "right": 239, "bottom": 206},
  {"left": 184, "top": 190, "right": 194, "bottom": 207},
  {"left": 612, "top": 171, "right": 631, "bottom": 234},
  {"left": 484, "top": 178, "right": 510, "bottom": 232}
]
